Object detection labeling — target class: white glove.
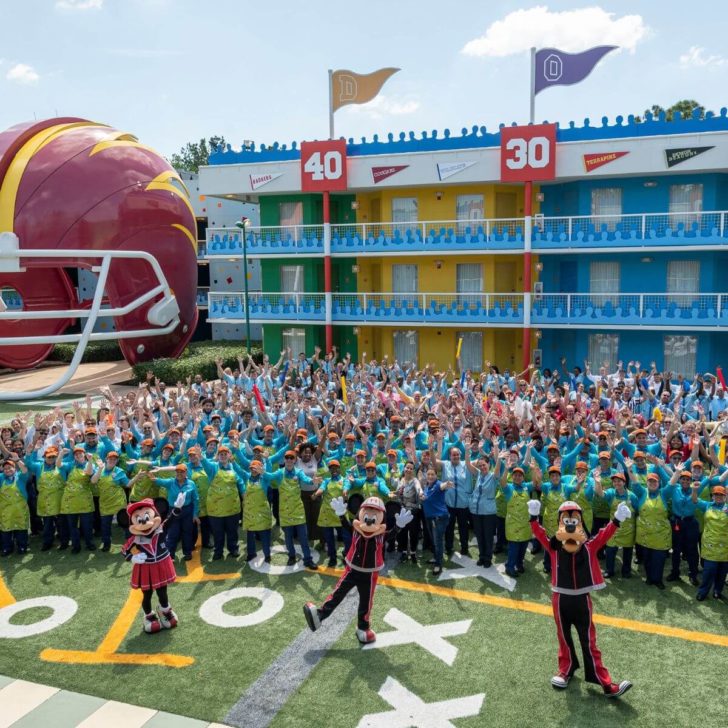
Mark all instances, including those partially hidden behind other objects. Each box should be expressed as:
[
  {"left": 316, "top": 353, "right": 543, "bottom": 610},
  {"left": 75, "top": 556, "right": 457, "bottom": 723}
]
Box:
[
  {"left": 131, "top": 553, "right": 147, "bottom": 564},
  {"left": 527, "top": 499, "right": 541, "bottom": 517},
  {"left": 331, "top": 496, "right": 347, "bottom": 517},
  {"left": 615, "top": 502, "right": 631, "bottom": 523},
  {"left": 174, "top": 492, "right": 186, "bottom": 509},
  {"left": 395, "top": 508, "right": 414, "bottom": 528}
]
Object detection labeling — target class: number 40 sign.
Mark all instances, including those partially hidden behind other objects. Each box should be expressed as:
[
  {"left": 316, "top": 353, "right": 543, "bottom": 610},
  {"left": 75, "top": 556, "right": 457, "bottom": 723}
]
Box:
[
  {"left": 301, "top": 139, "right": 348, "bottom": 192},
  {"left": 500, "top": 123, "right": 557, "bottom": 182}
]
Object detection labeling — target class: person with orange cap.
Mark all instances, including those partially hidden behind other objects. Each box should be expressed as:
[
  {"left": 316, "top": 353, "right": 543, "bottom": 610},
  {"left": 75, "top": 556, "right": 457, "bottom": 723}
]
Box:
[
  {"left": 90, "top": 450, "right": 130, "bottom": 551},
  {"left": 25, "top": 446, "right": 68, "bottom": 551},
  {"left": 241, "top": 459, "right": 274, "bottom": 563},
  {"left": 596, "top": 472, "right": 638, "bottom": 579},
  {"left": 312, "top": 459, "right": 350, "bottom": 567},
  {"left": 0, "top": 455, "right": 31, "bottom": 556},
  {"left": 59, "top": 447, "right": 97, "bottom": 553},
  {"left": 692, "top": 483, "right": 728, "bottom": 601}
]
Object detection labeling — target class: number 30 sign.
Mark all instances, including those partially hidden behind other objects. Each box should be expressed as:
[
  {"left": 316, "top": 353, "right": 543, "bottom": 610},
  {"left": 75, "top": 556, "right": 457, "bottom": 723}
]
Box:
[
  {"left": 500, "top": 123, "right": 557, "bottom": 182},
  {"left": 301, "top": 140, "right": 348, "bottom": 192}
]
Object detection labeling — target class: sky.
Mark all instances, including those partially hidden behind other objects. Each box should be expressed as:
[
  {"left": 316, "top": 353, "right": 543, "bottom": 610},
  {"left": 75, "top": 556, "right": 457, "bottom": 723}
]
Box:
[{"left": 1, "top": 1, "right": 727, "bottom": 159}]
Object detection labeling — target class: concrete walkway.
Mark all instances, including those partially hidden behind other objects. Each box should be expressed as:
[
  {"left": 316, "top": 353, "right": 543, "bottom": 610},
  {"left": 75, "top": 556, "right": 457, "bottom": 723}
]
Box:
[{"left": 0, "top": 675, "right": 230, "bottom": 728}]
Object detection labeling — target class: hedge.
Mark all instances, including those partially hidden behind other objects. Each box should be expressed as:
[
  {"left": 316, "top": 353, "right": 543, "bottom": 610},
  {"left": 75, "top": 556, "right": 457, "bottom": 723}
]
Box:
[
  {"left": 50, "top": 340, "right": 123, "bottom": 363},
  {"left": 131, "top": 341, "right": 263, "bottom": 384}
]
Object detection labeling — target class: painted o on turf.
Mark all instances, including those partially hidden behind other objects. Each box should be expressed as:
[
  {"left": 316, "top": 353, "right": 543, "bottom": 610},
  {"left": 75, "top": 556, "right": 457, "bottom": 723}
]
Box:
[
  {"left": 248, "top": 544, "right": 319, "bottom": 576},
  {"left": 198, "top": 587, "right": 284, "bottom": 628},
  {"left": 0, "top": 596, "right": 78, "bottom": 639}
]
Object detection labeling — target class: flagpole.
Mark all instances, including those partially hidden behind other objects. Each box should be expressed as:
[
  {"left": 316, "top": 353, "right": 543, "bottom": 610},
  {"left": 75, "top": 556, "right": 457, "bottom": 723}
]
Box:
[
  {"left": 324, "top": 69, "right": 334, "bottom": 353},
  {"left": 328, "top": 68, "right": 335, "bottom": 139},
  {"left": 529, "top": 47, "right": 536, "bottom": 123},
  {"left": 523, "top": 47, "right": 536, "bottom": 369}
]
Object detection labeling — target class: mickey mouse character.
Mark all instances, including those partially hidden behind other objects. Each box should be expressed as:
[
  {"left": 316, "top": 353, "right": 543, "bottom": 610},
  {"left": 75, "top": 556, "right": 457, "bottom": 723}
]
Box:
[
  {"left": 529, "top": 498, "right": 633, "bottom": 698},
  {"left": 118, "top": 493, "right": 185, "bottom": 634},
  {"left": 304, "top": 495, "right": 412, "bottom": 644}
]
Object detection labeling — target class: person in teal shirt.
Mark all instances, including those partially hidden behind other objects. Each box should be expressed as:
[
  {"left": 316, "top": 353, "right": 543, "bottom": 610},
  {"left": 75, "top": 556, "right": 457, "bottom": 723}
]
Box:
[
  {"left": 90, "top": 451, "right": 129, "bottom": 551},
  {"left": 0, "top": 456, "right": 30, "bottom": 556}
]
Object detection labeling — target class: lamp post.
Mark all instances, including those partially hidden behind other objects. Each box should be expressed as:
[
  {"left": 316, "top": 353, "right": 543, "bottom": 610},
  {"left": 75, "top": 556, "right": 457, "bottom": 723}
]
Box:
[{"left": 235, "top": 216, "right": 251, "bottom": 353}]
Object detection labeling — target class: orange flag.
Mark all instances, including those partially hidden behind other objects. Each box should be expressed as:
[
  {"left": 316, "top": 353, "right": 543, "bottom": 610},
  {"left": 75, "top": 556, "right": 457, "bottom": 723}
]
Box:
[{"left": 330, "top": 68, "right": 400, "bottom": 112}]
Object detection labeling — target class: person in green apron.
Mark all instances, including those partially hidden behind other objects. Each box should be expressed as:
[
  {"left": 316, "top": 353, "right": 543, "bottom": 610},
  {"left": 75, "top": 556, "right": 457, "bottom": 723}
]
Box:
[
  {"left": 125, "top": 439, "right": 159, "bottom": 502},
  {"left": 563, "top": 461, "right": 596, "bottom": 532},
  {"left": 0, "top": 456, "right": 30, "bottom": 556},
  {"left": 692, "top": 484, "right": 728, "bottom": 601},
  {"left": 591, "top": 452, "right": 617, "bottom": 540},
  {"left": 632, "top": 472, "right": 672, "bottom": 589},
  {"left": 186, "top": 447, "right": 211, "bottom": 548},
  {"left": 599, "top": 472, "right": 638, "bottom": 579},
  {"left": 346, "top": 462, "right": 391, "bottom": 504},
  {"left": 312, "top": 460, "right": 351, "bottom": 567},
  {"left": 200, "top": 445, "right": 246, "bottom": 560},
  {"left": 266, "top": 450, "right": 319, "bottom": 569},
  {"left": 91, "top": 451, "right": 130, "bottom": 551},
  {"left": 539, "top": 466, "right": 567, "bottom": 574},
  {"left": 500, "top": 466, "right": 540, "bottom": 578},
  {"left": 60, "top": 447, "right": 97, "bottom": 553},
  {"left": 241, "top": 460, "right": 273, "bottom": 562},
  {"left": 25, "top": 446, "right": 68, "bottom": 551}
]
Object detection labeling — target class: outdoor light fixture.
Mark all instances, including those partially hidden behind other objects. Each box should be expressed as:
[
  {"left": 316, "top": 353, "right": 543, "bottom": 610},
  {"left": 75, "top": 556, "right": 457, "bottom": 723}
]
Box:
[
  {"left": 353, "top": 327, "right": 359, "bottom": 335},
  {"left": 641, "top": 257, "right": 654, "bottom": 263},
  {"left": 435, "top": 191, "right": 443, "bottom": 200},
  {"left": 435, "top": 259, "right": 444, "bottom": 269},
  {"left": 535, "top": 330, "right": 542, "bottom": 339},
  {"left": 351, "top": 201, "right": 360, "bottom": 210},
  {"left": 536, "top": 262, "right": 544, "bottom": 272},
  {"left": 352, "top": 265, "right": 360, "bottom": 273},
  {"left": 643, "top": 181, "right": 658, "bottom": 188}
]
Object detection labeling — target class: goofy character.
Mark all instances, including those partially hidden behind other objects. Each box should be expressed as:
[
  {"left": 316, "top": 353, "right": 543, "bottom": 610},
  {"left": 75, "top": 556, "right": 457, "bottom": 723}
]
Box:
[
  {"left": 118, "top": 493, "right": 185, "bottom": 634},
  {"left": 304, "top": 496, "right": 412, "bottom": 644},
  {"left": 528, "top": 498, "right": 633, "bottom": 698}
]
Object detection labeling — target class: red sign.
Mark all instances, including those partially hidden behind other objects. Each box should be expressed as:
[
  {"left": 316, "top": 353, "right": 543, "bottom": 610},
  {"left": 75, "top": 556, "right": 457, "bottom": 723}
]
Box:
[
  {"left": 583, "top": 151, "right": 628, "bottom": 173},
  {"left": 372, "top": 165, "right": 408, "bottom": 183},
  {"left": 500, "top": 123, "right": 557, "bottom": 182},
  {"left": 301, "top": 140, "right": 348, "bottom": 192}
]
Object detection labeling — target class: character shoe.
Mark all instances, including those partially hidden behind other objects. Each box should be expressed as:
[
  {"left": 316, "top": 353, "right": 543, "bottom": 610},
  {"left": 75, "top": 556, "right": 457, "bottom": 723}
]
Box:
[
  {"left": 304, "top": 560, "right": 318, "bottom": 571},
  {"left": 143, "top": 612, "right": 162, "bottom": 634},
  {"left": 157, "top": 606, "right": 178, "bottom": 629},
  {"left": 551, "top": 674, "right": 570, "bottom": 689},
  {"left": 356, "top": 628, "right": 376, "bottom": 644},
  {"left": 604, "top": 680, "right": 632, "bottom": 698},
  {"left": 303, "top": 602, "right": 321, "bottom": 632}
]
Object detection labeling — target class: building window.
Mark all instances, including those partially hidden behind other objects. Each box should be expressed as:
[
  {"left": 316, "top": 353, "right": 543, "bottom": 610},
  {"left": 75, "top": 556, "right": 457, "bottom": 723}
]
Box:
[
  {"left": 457, "top": 331, "right": 483, "bottom": 372},
  {"left": 589, "top": 261, "right": 619, "bottom": 306},
  {"left": 589, "top": 333, "right": 619, "bottom": 372},
  {"left": 591, "top": 188, "right": 622, "bottom": 230},
  {"left": 279, "top": 201, "right": 303, "bottom": 228},
  {"left": 392, "top": 197, "right": 418, "bottom": 235},
  {"left": 280, "top": 265, "right": 304, "bottom": 293},
  {"left": 456, "top": 194, "right": 484, "bottom": 234},
  {"left": 282, "top": 328, "right": 306, "bottom": 358},
  {"left": 664, "top": 335, "right": 697, "bottom": 377},
  {"left": 393, "top": 330, "right": 418, "bottom": 367},
  {"left": 666, "top": 260, "right": 700, "bottom": 304},
  {"left": 456, "top": 263, "right": 482, "bottom": 305},
  {"left": 669, "top": 184, "right": 703, "bottom": 229},
  {"left": 392, "top": 264, "right": 418, "bottom": 293}
]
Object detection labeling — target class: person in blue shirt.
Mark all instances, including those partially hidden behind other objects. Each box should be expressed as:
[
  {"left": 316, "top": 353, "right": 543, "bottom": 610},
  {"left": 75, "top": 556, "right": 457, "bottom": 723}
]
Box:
[
  {"left": 465, "top": 449, "right": 500, "bottom": 568},
  {"left": 148, "top": 463, "right": 200, "bottom": 560},
  {"left": 433, "top": 436, "right": 473, "bottom": 558},
  {"left": 421, "top": 466, "right": 453, "bottom": 576},
  {"left": 0, "top": 456, "right": 30, "bottom": 556}
]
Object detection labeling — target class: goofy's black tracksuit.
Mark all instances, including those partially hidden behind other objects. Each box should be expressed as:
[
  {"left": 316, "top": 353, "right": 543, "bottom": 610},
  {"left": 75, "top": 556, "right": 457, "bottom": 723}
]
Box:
[{"left": 317, "top": 516, "right": 394, "bottom": 630}]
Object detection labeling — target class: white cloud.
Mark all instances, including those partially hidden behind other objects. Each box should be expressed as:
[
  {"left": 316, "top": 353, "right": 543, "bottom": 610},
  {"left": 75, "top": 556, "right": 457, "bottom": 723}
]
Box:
[
  {"left": 55, "top": 0, "right": 103, "bottom": 9},
  {"left": 679, "top": 45, "right": 727, "bottom": 69},
  {"left": 107, "top": 48, "right": 183, "bottom": 58},
  {"left": 6, "top": 63, "right": 40, "bottom": 85},
  {"left": 344, "top": 95, "right": 420, "bottom": 120},
  {"left": 462, "top": 6, "right": 648, "bottom": 57}
]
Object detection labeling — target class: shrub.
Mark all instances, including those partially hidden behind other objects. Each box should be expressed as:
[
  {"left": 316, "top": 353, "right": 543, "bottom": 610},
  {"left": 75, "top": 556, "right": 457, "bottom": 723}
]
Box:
[
  {"left": 130, "top": 341, "right": 263, "bottom": 384},
  {"left": 49, "top": 340, "right": 123, "bottom": 363}
]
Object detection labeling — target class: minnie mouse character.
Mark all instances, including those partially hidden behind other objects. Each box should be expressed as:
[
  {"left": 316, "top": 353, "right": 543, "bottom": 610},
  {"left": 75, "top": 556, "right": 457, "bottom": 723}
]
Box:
[
  {"left": 529, "top": 498, "right": 633, "bottom": 698},
  {"left": 118, "top": 493, "right": 185, "bottom": 634},
  {"left": 304, "top": 496, "right": 412, "bottom": 644}
]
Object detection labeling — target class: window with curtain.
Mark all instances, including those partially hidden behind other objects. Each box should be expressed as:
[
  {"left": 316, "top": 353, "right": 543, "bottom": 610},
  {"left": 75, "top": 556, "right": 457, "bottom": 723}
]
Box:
[
  {"left": 457, "top": 331, "right": 483, "bottom": 372},
  {"left": 664, "top": 335, "right": 697, "bottom": 377},
  {"left": 591, "top": 188, "right": 622, "bottom": 231},
  {"left": 393, "top": 330, "right": 418, "bottom": 367},
  {"left": 666, "top": 260, "right": 700, "bottom": 304},
  {"left": 282, "top": 328, "right": 306, "bottom": 358},
  {"left": 391, "top": 197, "right": 418, "bottom": 236},
  {"left": 279, "top": 201, "right": 303, "bottom": 229},
  {"left": 669, "top": 184, "right": 703, "bottom": 229},
  {"left": 280, "top": 265, "right": 303, "bottom": 292},
  {"left": 589, "top": 260, "right": 620, "bottom": 306},
  {"left": 456, "top": 194, "right": 484, "bottom": 234},
  {"left": 392, "top": 264, "right": 418, "bottom": 292},
  {"left": 456, "top": 263, "right": 483, "bottom": 306},
  {"left": 588, "top": 333, "right": 619, "bottom": 372}
]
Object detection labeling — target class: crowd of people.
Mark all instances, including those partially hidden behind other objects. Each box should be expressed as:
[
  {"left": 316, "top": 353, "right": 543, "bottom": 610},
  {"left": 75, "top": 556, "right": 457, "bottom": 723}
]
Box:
[{"left": 1, "top": 347, "right": 727, "bottom": 603}]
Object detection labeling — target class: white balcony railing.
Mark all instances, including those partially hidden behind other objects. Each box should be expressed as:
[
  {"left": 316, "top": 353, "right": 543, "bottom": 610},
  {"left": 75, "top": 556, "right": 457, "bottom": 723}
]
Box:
[{"left": 204, "top": 210, "right": 728, "bottom": 256}]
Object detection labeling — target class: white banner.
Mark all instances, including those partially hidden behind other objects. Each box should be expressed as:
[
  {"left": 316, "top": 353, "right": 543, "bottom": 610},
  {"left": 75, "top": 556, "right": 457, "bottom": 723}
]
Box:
[
  {"left": 437, "top": 161, "right": 476, "bottom": 181},
  {"left": 250, "top": 172, "right": 283, "bottom": 190}
]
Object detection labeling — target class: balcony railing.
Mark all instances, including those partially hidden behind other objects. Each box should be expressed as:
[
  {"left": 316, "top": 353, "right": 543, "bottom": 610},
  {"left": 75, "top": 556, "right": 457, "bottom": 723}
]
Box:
[
  {"left": 208, "top": 291, "right": 728, "bottom": 328},
  {"left": 205, "top": 211, "right": 728, "bottom": 256},
  {"left": 196, "top": 286, "right": 209, "bottom": 308}
]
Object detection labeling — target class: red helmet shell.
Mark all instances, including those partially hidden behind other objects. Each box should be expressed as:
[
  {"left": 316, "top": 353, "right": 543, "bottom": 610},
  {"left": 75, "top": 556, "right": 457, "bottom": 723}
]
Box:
[{"left": 0, "top": 118, "right": 198, "bottom": 368}]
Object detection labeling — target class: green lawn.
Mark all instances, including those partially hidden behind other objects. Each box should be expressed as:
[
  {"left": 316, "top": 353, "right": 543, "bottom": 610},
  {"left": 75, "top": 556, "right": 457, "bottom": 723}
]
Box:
[{"left": 1, "top": 536, "right": 726, "bottom": 727}]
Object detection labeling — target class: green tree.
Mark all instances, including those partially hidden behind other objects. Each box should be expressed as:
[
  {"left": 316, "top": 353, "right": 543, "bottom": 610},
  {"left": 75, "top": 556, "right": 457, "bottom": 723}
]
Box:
[
  {"left": 635, "top": 100, "right": 709, "bottom": 123},
  {"left": 170, "top": 135, "right": 227, "bottom": 173}
]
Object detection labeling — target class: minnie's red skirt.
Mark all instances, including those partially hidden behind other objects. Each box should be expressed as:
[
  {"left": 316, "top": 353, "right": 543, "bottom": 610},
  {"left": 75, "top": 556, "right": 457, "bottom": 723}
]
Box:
[{"left": 131, "top": 556, "right": 177, "bottom": 590}]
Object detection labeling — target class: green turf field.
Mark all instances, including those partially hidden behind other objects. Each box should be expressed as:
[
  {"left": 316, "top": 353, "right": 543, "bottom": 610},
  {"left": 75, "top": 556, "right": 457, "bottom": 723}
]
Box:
[{"left": 1, "top": 530, "right": 726, "bottom": 728}]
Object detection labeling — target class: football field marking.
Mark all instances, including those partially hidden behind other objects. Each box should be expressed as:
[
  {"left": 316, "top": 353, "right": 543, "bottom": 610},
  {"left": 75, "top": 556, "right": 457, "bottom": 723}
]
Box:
[
  {"left": 437, "top": 553, "right": 517, "bottom": 591},
  {"left": 0, "top": 596, "right": 77, "bottom": 639},
  {"left": 362, "top": 608, "right": 472, "bottom": 666},
  {"left": 199, "top": 587, "right": 284, "bottom": 628},
  {"left": 356, "top": 676, "right": 485, "bottom": 728}
]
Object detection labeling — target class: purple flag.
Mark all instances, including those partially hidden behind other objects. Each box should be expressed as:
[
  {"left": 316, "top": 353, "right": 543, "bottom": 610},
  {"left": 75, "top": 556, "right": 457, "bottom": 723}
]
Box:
[{"left": 534, "top": 46, "right": 617, "bottom": 95}]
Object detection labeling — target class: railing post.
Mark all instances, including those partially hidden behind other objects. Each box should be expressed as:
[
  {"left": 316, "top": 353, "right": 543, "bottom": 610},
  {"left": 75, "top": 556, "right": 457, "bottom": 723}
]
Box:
[
  {"left": 721, "top": 213, "right": 725, "bottom": 239},
  {"left": 639, "top": 294, "right": 644, "bottom": 319},
  {"left": 641, "top": 214, "right": 646, "bottom": 240},
  {"left": 567, "top": 217, "right": 572, "bottom": 241},
  {"left": 486, "top": 219, "right": 491, "bottom": 241},
  {"left": 421, "top": 221, "right": 426, "bottom": 244},
  {"left": 719, "top": 295, "right": 723, "bottom": 318},
  {"left": 566, "top": 294, "right": 571, "bottom": 318}
]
